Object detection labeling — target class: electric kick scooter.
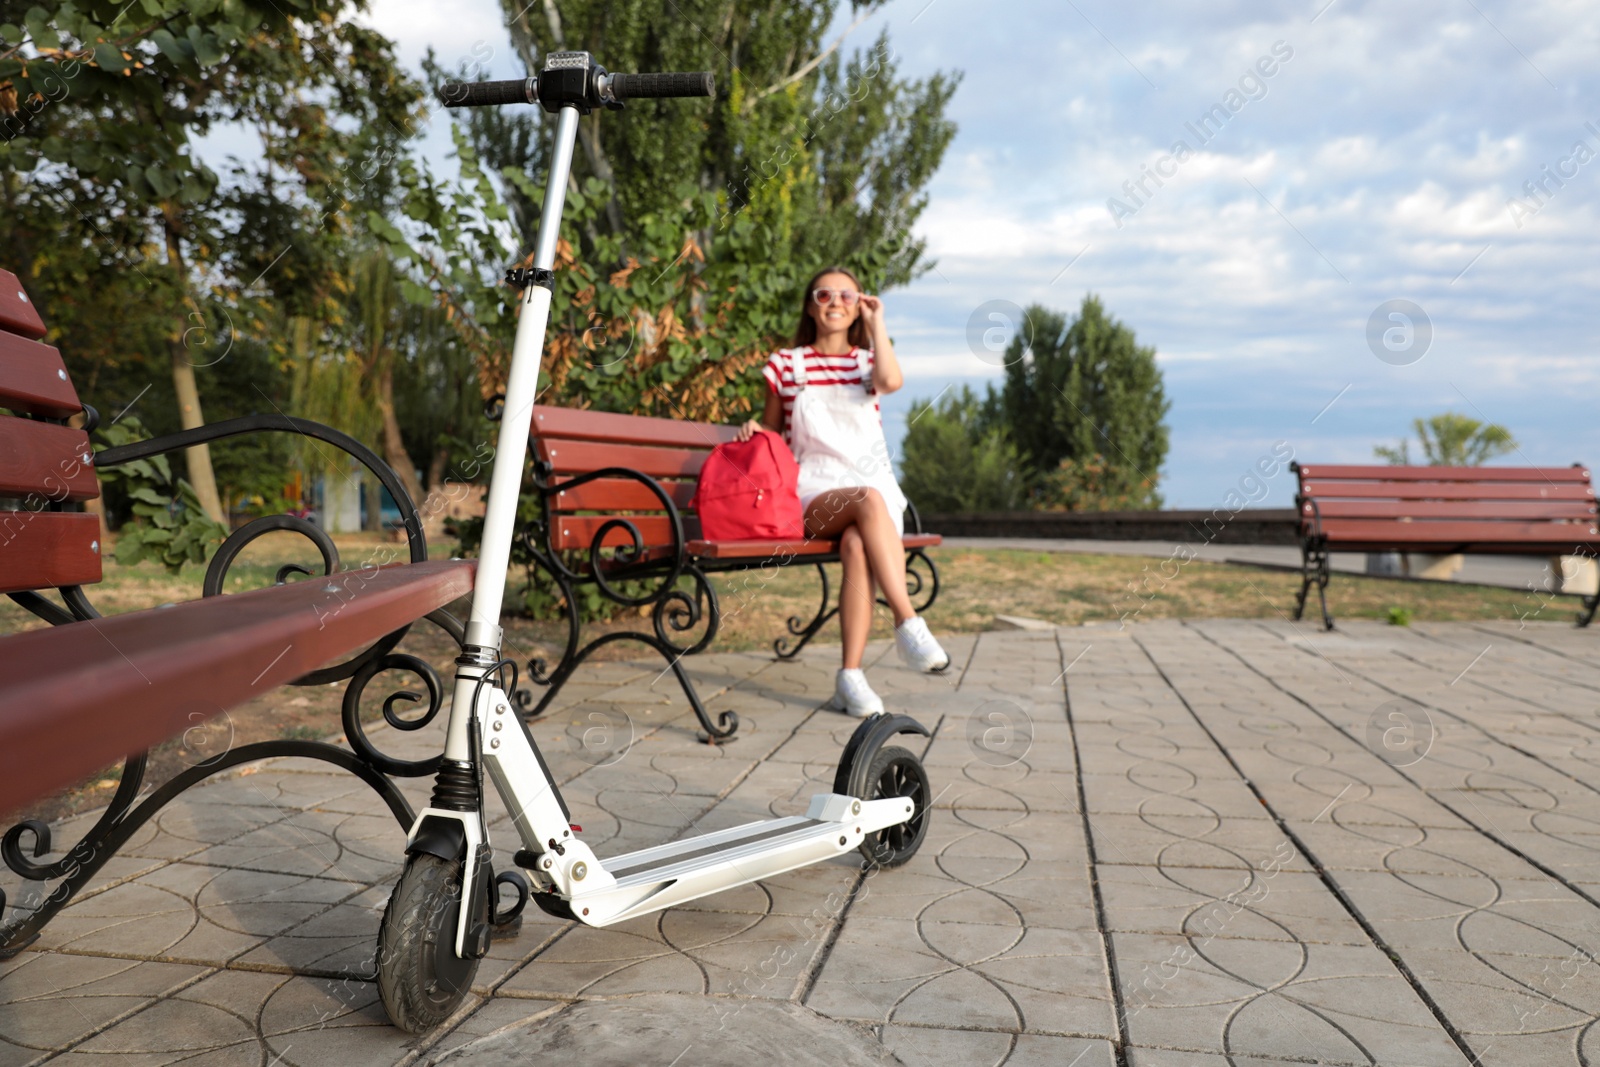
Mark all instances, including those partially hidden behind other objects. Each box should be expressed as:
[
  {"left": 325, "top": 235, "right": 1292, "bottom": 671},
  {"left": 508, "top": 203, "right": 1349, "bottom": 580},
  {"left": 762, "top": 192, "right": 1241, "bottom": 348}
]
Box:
[{"left": 376, "top": 51, "right": 933, "bottom": 1032}]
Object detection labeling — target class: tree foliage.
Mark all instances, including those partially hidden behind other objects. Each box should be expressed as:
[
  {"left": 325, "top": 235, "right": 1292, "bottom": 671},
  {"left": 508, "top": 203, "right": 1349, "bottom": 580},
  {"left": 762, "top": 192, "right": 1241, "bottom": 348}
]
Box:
[
  {"left": 390, "top": 1, "right": 958, "bottom": 427},
  {"left": 900, "top": 296, "right": 1169, "bottom": 513},
  {"left": 483, "top": 1, "right": 957, "bottom": 283},
  {"left": 1374, "top": 412, "right": 1518, "bottom": 467},
  {"left": 984, "top": 296, "right": 1169, "bottom": 508},
  {"left": 94, "top": 418, "right": 228, "bottom": 571},
  {"left": 898, "top": 387, "right": 1029, "bottom": 513}
]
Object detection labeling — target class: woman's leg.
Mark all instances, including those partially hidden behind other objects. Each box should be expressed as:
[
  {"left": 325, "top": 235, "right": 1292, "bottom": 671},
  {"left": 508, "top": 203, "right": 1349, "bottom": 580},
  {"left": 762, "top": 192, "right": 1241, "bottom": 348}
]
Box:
[
  {"left": 836, "top": 525, "right": 872, "bottom": 669},
  {"left": 805, "top": 488, "right": 915, "bottom": 625}
]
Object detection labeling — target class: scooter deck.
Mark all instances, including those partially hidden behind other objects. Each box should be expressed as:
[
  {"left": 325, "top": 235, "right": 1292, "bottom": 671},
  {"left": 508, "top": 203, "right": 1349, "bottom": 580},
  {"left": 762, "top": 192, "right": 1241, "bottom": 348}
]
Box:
[{"left": 561, "top": 793, "right": 913, "bottom": 927}]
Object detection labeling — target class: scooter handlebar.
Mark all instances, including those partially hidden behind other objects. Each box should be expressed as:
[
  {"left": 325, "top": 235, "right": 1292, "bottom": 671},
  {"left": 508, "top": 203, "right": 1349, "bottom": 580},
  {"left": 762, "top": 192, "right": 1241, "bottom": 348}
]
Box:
[
  {"left": 437, "top": 71, "right": 715, "bottom": 109},
  {"left": 438, "top": 79, "right": 535, "bottom": 108},
  {"left": 609, "top": 71, "right": 715, "bottom": 100}
]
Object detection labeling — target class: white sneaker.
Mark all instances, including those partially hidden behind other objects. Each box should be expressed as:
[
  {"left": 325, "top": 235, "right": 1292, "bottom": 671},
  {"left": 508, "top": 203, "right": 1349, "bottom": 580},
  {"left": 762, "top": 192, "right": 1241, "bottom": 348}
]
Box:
[
  {"left": 895, "top": 616, "right": 951, "bottom": 673},
  {"left": 826, "top": 668, "right": 884, "bottom": 717}
]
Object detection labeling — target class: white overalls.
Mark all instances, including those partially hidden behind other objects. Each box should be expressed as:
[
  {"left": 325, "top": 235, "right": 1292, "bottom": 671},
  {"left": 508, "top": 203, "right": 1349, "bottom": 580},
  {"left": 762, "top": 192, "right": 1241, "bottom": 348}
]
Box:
[{"left": 788, "top": 347, "right": 906, "bottom": 537}]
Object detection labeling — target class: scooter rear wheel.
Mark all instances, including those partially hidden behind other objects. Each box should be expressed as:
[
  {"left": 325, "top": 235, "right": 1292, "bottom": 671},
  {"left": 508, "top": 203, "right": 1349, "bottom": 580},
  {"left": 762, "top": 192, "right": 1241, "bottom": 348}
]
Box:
[
  {"left": 858, "top": 745, "right": 931, "bottom": 868},
  {"left": 377, "top": 853, "right": 480, "bottom": 1033}
]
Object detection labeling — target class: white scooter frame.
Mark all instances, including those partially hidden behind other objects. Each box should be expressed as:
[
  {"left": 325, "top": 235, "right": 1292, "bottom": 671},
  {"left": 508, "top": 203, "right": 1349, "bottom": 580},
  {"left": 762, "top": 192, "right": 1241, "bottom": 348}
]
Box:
[{"left": 385, "top": 53, "right": 929, "bottom": 1003}]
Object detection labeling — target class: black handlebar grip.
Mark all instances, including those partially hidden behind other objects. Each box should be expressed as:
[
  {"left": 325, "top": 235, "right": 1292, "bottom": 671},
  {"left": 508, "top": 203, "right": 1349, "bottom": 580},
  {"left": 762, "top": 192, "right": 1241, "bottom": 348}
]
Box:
[
  {"left": 610, "top": 71, "right": 715, "bottom": 100},
  {"left": 437, "top": 79, "right": 535, "bottom": 108}
]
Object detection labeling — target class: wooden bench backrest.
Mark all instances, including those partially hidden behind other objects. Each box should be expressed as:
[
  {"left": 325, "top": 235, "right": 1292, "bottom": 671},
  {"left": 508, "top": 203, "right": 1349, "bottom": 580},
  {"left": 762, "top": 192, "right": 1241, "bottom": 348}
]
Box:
[
  {"left": 1294, "top": 463, "right": 1598, "bottom": 553},
  {"left": 531, "top": 405, "right": 740, "bottom": 552},
  {"left": 0, "top": 269, "right": 103, "bottom": 594}
]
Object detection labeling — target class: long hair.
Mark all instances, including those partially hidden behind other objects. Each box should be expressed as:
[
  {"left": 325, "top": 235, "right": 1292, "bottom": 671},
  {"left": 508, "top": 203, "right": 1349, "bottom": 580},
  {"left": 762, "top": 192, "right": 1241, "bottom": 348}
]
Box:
[{"left": 792, "top": 265, "right": 872, "bottom": 349}]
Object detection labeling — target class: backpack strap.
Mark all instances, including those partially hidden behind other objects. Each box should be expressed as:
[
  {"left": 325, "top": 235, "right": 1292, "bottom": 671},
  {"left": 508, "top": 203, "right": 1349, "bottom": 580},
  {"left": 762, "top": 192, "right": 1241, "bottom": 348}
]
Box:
[{"left": 856, "top": 346, "right": 874, "bottom": 394}]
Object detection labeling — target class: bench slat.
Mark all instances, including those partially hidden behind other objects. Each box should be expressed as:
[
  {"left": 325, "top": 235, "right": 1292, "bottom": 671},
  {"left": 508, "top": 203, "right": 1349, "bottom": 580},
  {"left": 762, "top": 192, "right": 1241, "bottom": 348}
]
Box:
[
  {"left": 0, "top": 511, "right": 102, "bottom": 593},
  {"left": 1301, "top": 481, "right": 1594, "bottom": 502},
  {"left": 689, "top": 533, "right": 942, "bottom": 559},
  {"left": 0, "top": 417, "right": 98, "bottom": 501},
  {"left": 533, "top": 406, "right": 739, "bottom": 450},
  {"left": 551, "top": 477, "right": 697, "bottom": 513},
  {"left": 0, "top": 332, "right": 82, "bottom": 418},
  {"left": 1306, "top": 500, "right": 1598, "bottom": 521},
  {"left": 538, "top": 439, "right": 712, "bottom": 479},
  {"left": 1297, "top": 464, "right": 1589, "bottom": 483},
  {"left": 1317, "top": 518, "right": 1599, "bottom": 550},
  {"left": 0, "top": 269, "right": 46, "bottom": 341},
  {"left": 0, "top": 559, "right": 475, "bottom": 817},
  {"left": 551, "top": 514, "right": 677, "bottom": 551}
]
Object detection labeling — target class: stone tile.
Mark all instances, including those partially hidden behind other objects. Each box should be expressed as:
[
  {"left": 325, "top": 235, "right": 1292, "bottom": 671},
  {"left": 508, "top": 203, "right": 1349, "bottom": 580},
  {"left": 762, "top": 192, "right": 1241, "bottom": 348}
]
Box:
[
  {"left": 1112, "top": 932, "right": 1467, "bottom": 1066},
  {"left": 499, "top": 909, "right": 832, "bottom": 1000},
  {"left": 0, "top": 955, "right": 205, "bottom": 1058},
  {"left": 1085, "top": 813, "right": 1309, "bottom": 873},
  {"left": 428, "top": 995, "right": 566, "bottom": 1057},
  {"left": 807, "top": 915, "right": 1111, "bottom": 1037},
  {"left": 235, "top": 885, "right": 390, "bottom": 977},
  {"left": 1097, "top": 866, "right": 1371, "bottom": 946},
  {"left": 883, "top": 1027, "right": 1115, "bottom": 1067},
  {"left": 69, "top": 969, "right": 285, "bottom": 1062},
  {"left": 186, "top": 809, "right": 405, "bottom": 884},
  {"left": 258, "top": 972, "right": 430, "bottom": 1066},
  {"left": 36, "top": 863, "right": 362, "bottom": 964}
]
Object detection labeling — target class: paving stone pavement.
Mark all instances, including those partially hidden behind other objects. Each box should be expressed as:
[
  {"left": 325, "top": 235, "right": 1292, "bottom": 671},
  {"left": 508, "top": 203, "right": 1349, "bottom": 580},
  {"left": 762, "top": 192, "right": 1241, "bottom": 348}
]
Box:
[{"left": 3, "top": 619, "right": 1600, "bottom": 1065}]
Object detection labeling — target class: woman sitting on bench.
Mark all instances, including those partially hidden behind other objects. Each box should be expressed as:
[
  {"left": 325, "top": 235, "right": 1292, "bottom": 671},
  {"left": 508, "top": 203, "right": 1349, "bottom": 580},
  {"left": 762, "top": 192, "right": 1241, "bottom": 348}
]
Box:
[{"left": 738, "top": 266, "right": 950, "bottom": 716}]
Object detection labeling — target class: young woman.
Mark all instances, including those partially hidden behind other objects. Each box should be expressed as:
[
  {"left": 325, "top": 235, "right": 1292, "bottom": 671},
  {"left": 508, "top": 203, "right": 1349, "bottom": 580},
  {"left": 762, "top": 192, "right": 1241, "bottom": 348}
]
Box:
[{"left": 737, "top": 267, "right": 950, "bottom": 716}]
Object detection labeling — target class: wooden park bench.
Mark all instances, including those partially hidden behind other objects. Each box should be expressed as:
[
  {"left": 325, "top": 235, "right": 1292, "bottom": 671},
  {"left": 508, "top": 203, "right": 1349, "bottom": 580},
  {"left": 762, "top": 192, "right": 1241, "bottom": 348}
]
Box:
[
  {"left": 0, "top": 269, "right": 487, "bottom": 956},
  {"left": 1291, "top": 461, "right": 1600, "bottom": 629},
  {"left": 518, "top": 405, "right": 942, "bottom": 740}
]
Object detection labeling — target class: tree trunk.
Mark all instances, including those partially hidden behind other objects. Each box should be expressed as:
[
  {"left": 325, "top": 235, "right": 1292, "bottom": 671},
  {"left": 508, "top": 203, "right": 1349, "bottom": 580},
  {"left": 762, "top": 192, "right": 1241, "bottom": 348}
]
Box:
[
  {"left": 426, "top": 446, "right": 450, "bottom": 493},
  {"left": 374, "top": 360, "right": 425, "bottom": 508},
  {"left": 363, "top": 476, "right": 383, "bottom": 533},
  {"left": 162, "top": 217, "right": 227, "bottom": 525}
]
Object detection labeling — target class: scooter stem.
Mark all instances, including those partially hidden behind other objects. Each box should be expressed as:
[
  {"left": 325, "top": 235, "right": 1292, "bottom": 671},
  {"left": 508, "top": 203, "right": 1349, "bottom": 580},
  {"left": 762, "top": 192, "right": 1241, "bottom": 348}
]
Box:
[{"left": 446, "top": 103, "right": 581, "bottom": 762}]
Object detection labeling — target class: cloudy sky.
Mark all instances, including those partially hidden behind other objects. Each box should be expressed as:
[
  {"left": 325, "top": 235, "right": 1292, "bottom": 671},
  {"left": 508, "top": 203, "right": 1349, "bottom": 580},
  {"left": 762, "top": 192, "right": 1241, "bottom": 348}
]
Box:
[{"left": 362, "top": 0, "right": 1599, "bottom": 508}]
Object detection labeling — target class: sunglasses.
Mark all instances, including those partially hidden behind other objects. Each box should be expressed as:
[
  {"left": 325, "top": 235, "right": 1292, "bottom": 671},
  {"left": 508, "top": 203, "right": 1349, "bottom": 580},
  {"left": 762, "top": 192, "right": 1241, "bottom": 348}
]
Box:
[{"left": 812, "top": 287, "right": 861, "bottom": 307}]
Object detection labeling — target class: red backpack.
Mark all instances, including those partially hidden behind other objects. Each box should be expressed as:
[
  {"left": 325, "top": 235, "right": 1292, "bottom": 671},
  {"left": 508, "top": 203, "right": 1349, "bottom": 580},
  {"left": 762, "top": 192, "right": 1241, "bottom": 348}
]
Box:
[{"left": 691, "top": 430, "right": 805, "bottom": 541}]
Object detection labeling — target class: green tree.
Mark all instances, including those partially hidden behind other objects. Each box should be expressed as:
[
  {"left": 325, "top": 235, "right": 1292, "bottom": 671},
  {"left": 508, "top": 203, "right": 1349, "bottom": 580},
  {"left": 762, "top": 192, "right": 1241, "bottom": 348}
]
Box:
[
  {"left": 984, "top": 295, "right": 1169, "bottom": 509},
  {"left": 381, "top": 1, "right": 958, "bottom": 428},
  {"left": 1, "top": 0, "right": 422, "bottom": 523},
  {"left": 1374, "top": 413, "right": 1518, "bottom": 466},
  {"left": 483, "top": 1, "right": 957, "bottom": 284},
  {"left": 899, "top": 386, "right": 1029, "bottom": 512}
]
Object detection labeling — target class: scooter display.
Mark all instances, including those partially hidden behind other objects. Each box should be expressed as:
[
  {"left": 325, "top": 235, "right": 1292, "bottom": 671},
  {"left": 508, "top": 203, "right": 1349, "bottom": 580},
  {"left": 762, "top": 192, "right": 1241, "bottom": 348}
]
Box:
[{"left": 376, "top": 51, "right": 932, "bottom": 1032}]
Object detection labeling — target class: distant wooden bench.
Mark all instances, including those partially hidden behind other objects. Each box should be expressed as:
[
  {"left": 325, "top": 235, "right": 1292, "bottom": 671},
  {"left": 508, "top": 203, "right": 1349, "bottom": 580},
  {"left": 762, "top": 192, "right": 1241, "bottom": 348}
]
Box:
[
  {"left": 0, "top": 269, "right": 484, "bottom": 957},
  {"left": 1291, "top": 462, "right": 1599, "bottom": 629},
  {"left": 520, "top": 405, "right": 942, "bottom": 740}
]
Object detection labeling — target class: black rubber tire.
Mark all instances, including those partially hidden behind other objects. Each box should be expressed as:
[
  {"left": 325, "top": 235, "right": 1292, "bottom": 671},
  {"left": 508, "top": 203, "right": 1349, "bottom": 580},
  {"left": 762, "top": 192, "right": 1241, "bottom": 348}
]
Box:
[
  {"left": 858, "top": 745, "right": 931, "bottom": 868},
  {"left": 377, "top": 853, "right": 480, "bottom": 1033}
]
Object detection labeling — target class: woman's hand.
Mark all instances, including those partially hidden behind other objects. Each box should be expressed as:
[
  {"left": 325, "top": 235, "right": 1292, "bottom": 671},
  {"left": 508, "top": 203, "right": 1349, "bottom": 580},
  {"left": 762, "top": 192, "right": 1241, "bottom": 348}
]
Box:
[
  {"left": 736, "top": 419, "right": 763, "bottom": 442},
  {"left": 859, "top": 293, "right": 885, "bottom": 333}
]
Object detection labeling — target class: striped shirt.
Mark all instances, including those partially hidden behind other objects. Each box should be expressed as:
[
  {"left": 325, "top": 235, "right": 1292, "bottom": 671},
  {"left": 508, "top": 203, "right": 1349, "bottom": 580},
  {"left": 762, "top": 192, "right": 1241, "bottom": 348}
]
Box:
[{"left": 762, "top": 346, "right": 880, "bottom": 444}]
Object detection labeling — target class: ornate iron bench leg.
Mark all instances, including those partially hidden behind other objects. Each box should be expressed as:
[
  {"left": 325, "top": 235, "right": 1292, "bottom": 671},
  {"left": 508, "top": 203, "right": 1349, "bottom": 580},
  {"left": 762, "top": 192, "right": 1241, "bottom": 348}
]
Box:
[
  {"left": 1314, "top": 547, "right": 1334, "bottom": 630},
  {"left": 903, "top": 548, "right": 940, "bottom": 614},
  {"left": 775, "top": 563, "right": 836, "bottom": 660},
  {"left": 772, "top": 549, "right": 939, "bottom": 661},
  {"left": 0, "top": 741, "right": 417, "bottom": 959},
  {"left": 1292, "top": 540, "right": 1334, "bottom": 630},
  {"left": 1292, "top": 542, "right": 1313, "bottom": 622},
  {"left": 523, "top": 557, "right": 738, "bottom": 744},
  {"left": 527, "top": 630, "right": 738, "bottom": 744}
]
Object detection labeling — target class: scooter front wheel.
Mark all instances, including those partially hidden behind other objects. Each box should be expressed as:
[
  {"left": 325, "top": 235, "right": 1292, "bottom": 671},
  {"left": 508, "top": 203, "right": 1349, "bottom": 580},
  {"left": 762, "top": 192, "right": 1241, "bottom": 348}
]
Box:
[
  {"left": 377, "top": 853, "right": 480, "bottom": 1033},
  {"left": 858, "top": 745, "right": 932, "bottom": 868}
]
